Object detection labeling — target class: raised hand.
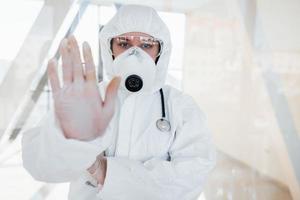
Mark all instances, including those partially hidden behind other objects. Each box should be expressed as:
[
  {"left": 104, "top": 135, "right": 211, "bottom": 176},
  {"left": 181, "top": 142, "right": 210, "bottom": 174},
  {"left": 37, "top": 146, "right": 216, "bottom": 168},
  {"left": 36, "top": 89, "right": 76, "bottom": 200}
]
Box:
[{"left": 47, "top": 36, "right": 120, "bottom": 141}]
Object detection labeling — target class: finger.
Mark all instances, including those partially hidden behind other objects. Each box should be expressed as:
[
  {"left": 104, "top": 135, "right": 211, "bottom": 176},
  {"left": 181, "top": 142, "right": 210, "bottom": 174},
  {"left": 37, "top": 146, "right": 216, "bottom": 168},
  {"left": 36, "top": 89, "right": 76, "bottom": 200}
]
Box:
[
  {"left": 82, "top": 41, "right": 96, "bottom": 82},
  {"left": 60, "top": 38, "right": 72, "bottom": 85},
  {"left": 68, "top": 35, "right": 84, "bottom": 82},
  {"left": 103, "top": 77, "right": 121, "bottom": 113},
  {"left": 47, "top": 58, "right": 60, "bottom": 94}
]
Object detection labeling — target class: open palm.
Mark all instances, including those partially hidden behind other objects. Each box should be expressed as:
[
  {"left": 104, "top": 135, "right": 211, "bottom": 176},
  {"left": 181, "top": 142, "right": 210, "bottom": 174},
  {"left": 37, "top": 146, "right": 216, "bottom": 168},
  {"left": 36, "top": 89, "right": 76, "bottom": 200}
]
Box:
[{"left": 47, "top": 36, "right": 120, "bottom": 141}]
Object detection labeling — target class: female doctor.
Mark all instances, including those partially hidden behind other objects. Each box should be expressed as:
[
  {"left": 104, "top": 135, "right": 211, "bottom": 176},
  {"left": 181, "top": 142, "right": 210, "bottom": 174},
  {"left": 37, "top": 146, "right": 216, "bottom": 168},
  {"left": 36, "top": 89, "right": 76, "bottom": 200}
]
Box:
[{"left": 22, "top": 4, "right": 216, "bottom": 200}]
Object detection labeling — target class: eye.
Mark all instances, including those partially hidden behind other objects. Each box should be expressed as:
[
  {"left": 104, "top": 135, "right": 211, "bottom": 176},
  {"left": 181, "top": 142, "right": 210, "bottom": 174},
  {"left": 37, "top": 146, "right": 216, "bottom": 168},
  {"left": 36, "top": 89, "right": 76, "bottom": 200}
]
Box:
[
  {"left": 141, "top": 43, "right": 153, "bottom": 49},
  {"left": 118, "top": 42, "right": 130, "bottom": 48}
]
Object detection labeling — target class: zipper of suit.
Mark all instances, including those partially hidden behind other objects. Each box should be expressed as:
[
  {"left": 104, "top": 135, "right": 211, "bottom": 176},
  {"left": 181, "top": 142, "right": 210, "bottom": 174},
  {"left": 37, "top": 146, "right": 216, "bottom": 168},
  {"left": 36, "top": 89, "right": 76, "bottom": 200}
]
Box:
[{"left": 127, "top": 95, "right": 138, "bottom": 157}]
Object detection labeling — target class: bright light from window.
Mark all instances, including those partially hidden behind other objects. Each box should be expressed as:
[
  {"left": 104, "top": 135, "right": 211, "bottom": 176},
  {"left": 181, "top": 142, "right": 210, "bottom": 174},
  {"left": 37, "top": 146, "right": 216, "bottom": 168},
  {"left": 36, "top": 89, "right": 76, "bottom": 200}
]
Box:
[
  {"left": 0, "top": 0, "right": 44, "bottom": 84},
  {"left": 0, "top": 0, "right": 44, "bottom": 61},
  {"left": 159, "top": 11, "right": 186, "bottom": 89}
]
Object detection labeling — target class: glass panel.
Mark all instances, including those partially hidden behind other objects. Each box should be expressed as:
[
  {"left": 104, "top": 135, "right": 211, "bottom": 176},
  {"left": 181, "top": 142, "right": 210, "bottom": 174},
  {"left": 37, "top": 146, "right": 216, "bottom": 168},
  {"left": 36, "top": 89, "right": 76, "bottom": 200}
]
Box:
[{"left": 0, "top": 0, "right": 44, "bottom": 83}]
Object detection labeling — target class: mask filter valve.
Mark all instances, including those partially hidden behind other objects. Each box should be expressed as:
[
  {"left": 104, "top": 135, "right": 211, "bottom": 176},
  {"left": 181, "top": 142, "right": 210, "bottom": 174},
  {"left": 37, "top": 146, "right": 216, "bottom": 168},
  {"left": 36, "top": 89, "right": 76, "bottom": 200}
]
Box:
[{"left": 125, "top": 74, "right": 143, "bottom": 92}]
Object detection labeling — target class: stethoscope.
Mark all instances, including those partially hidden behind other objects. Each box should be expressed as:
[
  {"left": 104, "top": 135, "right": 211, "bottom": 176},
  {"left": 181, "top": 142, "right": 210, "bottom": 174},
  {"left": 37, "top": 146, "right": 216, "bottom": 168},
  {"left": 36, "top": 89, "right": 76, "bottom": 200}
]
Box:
[
  {"left": 124, "top": 71, "right": 171, "bottom": 132},
  {"left": 156, "top": 88, "right": 171, "bottom": 132}
]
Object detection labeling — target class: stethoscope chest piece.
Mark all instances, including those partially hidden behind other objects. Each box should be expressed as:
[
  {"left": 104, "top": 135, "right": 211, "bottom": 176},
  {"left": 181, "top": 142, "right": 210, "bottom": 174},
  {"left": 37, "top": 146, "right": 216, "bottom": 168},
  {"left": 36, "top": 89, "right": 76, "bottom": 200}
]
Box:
[{"left": 156, "top": 118, "right": 171, "bottom": 132}]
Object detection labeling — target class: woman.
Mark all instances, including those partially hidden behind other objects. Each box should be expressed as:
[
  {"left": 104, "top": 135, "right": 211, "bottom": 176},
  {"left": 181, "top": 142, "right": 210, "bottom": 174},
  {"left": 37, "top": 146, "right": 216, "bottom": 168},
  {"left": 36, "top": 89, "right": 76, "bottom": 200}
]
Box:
[{"left": 22, "top": 4, "right": 216, "bottom": 200}]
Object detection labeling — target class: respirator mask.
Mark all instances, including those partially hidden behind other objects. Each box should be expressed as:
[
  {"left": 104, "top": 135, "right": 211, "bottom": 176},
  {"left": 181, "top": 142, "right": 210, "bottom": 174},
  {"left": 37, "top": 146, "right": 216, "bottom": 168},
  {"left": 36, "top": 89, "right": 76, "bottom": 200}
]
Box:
[{"left": 111, "top": 47, "right": 157, "bottom": 94}]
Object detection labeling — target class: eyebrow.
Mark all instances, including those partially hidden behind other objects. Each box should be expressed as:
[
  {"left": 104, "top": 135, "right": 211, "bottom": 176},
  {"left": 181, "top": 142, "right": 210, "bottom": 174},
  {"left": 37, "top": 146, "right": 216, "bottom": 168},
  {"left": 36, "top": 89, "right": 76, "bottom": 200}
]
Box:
[{"left": 118, "top": 36, "right": 130, "bottom": 41}]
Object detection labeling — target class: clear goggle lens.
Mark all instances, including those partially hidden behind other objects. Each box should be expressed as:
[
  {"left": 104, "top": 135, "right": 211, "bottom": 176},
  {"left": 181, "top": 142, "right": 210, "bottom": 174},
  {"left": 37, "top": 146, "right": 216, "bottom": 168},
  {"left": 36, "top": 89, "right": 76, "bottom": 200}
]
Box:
[{"left": 108, "top": 35, "right": 163, "bottom": 58}]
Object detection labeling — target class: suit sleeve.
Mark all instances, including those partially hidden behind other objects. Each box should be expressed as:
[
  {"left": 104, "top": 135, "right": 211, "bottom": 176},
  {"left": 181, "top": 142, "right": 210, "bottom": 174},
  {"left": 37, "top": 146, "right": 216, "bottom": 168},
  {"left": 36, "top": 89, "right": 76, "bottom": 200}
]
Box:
[{"left": 22, "top": 109, "right": 113, "bottom": 183}]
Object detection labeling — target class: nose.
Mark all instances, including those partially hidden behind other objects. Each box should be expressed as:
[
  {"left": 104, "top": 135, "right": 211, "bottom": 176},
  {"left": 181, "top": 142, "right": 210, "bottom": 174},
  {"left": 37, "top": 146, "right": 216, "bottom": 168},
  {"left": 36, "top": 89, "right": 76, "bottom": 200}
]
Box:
[{"left": 128, "top": 47, "right": 139, "bottom": 56}]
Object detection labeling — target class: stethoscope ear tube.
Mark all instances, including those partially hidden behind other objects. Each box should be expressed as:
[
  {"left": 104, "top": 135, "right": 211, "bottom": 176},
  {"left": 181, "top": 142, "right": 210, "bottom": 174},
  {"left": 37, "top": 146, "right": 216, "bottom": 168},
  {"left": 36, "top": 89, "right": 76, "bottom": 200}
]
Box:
[
  {"left": 159, "top": 88, "right": 166, "bottom": 118},
  {"left": 156, "top": 88, "right": 171, "bottom": 132}
]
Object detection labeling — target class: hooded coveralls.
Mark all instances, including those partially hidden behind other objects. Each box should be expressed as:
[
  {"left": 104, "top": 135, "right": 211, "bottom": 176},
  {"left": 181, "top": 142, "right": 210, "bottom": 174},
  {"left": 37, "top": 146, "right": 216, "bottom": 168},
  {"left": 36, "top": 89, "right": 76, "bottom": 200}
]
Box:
[{"left": 22, "top": 4, "right": 216, "bottom": 200}]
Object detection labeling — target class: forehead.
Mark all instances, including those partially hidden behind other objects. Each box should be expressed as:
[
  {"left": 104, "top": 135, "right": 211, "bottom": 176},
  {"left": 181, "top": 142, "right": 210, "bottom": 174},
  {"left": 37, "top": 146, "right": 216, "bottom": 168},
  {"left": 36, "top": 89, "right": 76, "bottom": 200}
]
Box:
[{"left": 119, "top": 32, "right": 153, "bottom": 38}]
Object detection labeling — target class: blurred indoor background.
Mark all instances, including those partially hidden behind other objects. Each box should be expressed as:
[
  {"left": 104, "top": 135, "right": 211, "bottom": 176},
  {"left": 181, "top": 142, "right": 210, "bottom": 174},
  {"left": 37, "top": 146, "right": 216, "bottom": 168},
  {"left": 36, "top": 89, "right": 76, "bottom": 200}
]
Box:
[{"left": 0, "top": 0, "right": 299, "bottom": 199}]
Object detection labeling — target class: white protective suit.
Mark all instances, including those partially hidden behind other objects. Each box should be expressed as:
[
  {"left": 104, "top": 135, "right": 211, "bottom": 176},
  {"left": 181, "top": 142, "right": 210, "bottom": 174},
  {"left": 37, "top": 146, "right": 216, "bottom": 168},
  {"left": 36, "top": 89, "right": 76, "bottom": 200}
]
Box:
[{"left": 22, "top": 4, "right": 216, "bottom": 200}]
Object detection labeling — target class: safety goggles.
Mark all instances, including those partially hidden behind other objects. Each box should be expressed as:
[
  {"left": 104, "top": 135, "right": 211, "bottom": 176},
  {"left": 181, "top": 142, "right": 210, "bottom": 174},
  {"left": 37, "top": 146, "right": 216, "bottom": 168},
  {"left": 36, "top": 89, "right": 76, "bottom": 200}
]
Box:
[{"left": 108, "top": 35, "right": 163, "bottom": 58}]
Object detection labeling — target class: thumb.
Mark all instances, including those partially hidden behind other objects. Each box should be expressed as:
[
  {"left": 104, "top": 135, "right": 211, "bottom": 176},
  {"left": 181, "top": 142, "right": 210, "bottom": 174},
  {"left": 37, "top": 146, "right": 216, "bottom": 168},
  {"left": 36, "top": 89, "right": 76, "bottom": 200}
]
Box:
[{"left": 103, "top": 76, "right": 121, "bottom": 114}]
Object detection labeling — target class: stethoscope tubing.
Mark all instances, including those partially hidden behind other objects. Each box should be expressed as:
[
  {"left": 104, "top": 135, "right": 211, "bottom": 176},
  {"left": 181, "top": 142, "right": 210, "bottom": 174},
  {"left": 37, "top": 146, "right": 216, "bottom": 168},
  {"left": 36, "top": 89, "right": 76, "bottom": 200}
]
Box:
[{"left": 157, "top": 88, "right": 171, "bottom": 132}]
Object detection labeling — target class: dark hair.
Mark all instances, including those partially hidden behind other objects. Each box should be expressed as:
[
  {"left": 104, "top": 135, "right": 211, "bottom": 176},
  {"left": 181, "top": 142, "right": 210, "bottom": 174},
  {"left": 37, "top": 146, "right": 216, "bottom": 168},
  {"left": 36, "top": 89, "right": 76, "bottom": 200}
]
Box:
[
  {"left": 110, "top": 39, "right": 115, "bottom": 60},
  {"left": 155, "top": 44, "right": 161, "bottom": 65}
]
